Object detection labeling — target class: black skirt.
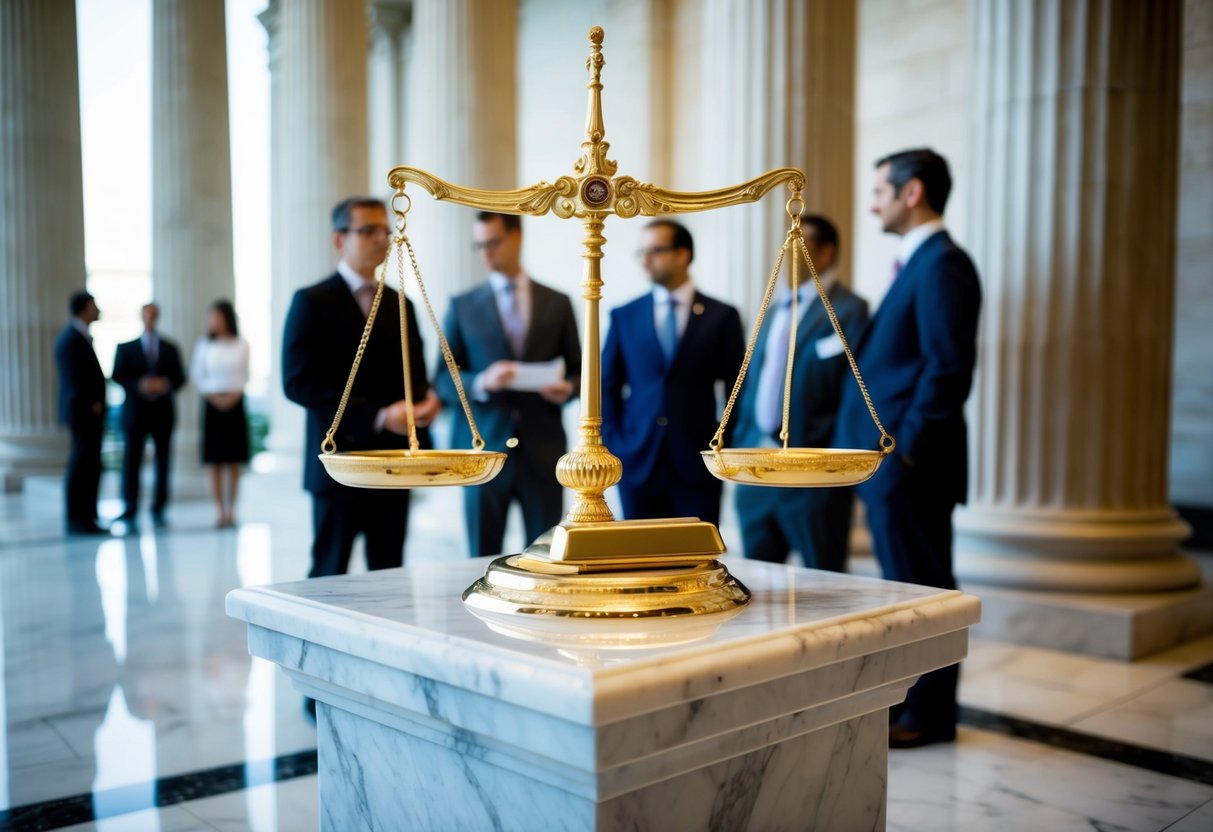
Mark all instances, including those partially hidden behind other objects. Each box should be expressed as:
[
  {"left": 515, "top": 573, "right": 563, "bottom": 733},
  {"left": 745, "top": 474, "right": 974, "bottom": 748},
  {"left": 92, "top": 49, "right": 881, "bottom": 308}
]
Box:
[{"left": 202, "top": 396, "right": 250, "bottom": 464}]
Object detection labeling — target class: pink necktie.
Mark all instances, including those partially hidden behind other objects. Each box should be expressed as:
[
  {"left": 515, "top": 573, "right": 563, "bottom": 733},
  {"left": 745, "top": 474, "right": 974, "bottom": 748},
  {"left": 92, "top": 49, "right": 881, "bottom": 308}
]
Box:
[
  {"left": 891, "top": 259, "right": 903, "bottom": 283},
  {"left": 355, "top": 284, "right": 375, "bottom": 318}
]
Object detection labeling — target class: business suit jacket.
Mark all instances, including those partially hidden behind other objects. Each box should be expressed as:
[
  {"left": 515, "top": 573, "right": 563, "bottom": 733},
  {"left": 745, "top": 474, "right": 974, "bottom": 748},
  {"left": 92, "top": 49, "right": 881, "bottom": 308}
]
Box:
[
  {"left": 602, "top": 290, "right": 744, "bottom": 489},
  {"left": 112, "top": 336, "right": 186, "bottom": 431},
  {"left": 835, "top": 230, "right": 981, "bottom": 505},
  {"left": 55, "top": 323, "right": 107, "bottom": 527},
  {"left": 436, "top": 280, "right": 581, "bottom": 466},
  {"left": 56, "top": 325, "right": 107, "bottom": 429},
  {"left": 282, "top": 273, "right": 431, "bottom": 496}
]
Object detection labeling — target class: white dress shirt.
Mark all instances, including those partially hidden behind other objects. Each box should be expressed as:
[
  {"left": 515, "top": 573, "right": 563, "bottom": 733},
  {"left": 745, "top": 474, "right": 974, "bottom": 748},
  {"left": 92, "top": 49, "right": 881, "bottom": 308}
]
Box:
[
  {"left": 191, "top": 337, "right": 249, "bottom": 395},
  {"left": 487, "top": 270, "right": 532, "bottom": 335},
  {"left": 897, "top": 218, "right": 947, "bottom": 269}
]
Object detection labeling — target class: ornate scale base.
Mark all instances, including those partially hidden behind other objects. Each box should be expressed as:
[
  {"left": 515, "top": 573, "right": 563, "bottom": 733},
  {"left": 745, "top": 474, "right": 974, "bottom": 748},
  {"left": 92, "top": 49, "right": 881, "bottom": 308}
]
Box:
[{"left": 461, "top": 518, "right": 751, "bottom": 634}]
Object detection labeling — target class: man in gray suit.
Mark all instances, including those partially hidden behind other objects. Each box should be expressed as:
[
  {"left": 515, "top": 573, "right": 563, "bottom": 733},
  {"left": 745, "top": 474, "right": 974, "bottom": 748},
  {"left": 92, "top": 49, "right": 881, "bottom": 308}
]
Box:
[
  {"left": 733, "top": 215, "right": 869, "bottom": 571},
  {"left": 437, "top": 212, "right": 581, "bottom": 557}
]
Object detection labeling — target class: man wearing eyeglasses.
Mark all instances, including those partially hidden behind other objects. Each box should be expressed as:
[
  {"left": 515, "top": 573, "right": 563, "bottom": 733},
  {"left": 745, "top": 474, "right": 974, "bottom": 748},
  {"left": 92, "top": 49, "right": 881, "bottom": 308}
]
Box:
[
  {"left": 282, "top": 196, "right": 440, "bottom": 580},
  {"left": 437, "top": 211, "right": 581, "bottom": 557},
  {"left": 601, "top": 220, "right": 744, "bottom": 524}
]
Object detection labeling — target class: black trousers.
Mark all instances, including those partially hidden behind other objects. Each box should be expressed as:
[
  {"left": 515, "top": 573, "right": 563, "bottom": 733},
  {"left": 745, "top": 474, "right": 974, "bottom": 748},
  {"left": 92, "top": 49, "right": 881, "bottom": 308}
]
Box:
[
  {"left": 735, "top": 485, "right": 852, "bottom": 572},
  {"left": 65, "top": 412, "right": 104, "bottom": 528},
  {"left": 863, "top": 479, "right": 960, "bottom": 734},
  {"left": 618, "top": 445, "right": 723, "bottom": 526},
  {"left": 121, "top": 416, "right": 173, "bottom": 516},
  {"left": 310, "top": 489, "right": 411, "bottom": 578},
  {"left": 464, "top": 450, "right": 563, "bottom": 558}
]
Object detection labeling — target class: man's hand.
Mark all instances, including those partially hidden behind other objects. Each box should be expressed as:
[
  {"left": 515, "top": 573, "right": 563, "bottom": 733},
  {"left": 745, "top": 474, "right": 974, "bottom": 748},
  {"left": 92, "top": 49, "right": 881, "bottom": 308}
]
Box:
[
  {"left": 479, "top": 360, "right": 518, "bottom": 393},
  {"left": 537, "top": 379, "right": 574, "bottom": 405},
  {"left": 138, "top": 376, "right": 170, "bottom": 396},
  {"left": 411, "top": 389, "right": 441, "bottom": 428},
  {"left": 206, "top": 392, "right": 241, "bottom": 412}
]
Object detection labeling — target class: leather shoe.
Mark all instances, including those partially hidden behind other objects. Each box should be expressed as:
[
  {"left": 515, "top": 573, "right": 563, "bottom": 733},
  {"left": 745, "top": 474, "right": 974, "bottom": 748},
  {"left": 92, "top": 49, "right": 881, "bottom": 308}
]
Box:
[{"left": 888, "top": 723, "right": 956, "bottom": 749}]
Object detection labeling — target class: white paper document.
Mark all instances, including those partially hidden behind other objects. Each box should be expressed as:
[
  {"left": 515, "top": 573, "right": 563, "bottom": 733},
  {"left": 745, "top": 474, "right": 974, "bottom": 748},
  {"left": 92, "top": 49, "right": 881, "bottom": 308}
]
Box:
[{"left": 508, "top": 357, "right": 566, "bottom": 391}]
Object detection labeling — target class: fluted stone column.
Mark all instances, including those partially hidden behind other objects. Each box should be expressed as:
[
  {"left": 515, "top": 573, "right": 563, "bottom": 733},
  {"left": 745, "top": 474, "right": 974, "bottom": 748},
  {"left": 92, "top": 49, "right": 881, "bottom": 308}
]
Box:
[
  {"left": 152, "top": 0, "right": 237, "bottom": 462},
  {"left": 265, "top": 0, "right": 370, "bottom": 453},
  {"left": 405, "top": 0, "right": 517, "bottom": 327},
  {"left": 956, "top": 0, "right": 1196, "bottom": 592},
  {"left": 0, "top": 0, "right": 87, "bottom": 491},
  {"left": 695, "top": 0, "right": 856, "bottom": 321},
  {"left": 368, "top": 0, "right": 409, "bottom": 196}
]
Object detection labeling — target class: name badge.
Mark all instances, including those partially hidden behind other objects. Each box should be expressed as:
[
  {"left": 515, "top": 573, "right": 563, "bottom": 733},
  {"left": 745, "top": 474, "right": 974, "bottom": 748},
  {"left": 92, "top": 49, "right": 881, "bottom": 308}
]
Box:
[{"left": 815, "top": 333, "right": 845, "bottom": 359}]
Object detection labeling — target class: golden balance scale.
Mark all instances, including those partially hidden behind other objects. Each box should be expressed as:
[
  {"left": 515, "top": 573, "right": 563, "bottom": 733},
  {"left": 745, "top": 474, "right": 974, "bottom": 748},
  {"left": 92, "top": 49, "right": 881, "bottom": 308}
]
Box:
[{"left": 317, "top": 27, "right": 894, "bottom": 642}]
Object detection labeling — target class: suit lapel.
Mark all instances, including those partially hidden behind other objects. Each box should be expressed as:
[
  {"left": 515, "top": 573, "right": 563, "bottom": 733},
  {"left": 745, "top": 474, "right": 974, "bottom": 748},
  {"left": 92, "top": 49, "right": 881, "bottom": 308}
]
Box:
[
  {"left": 473, "top": 282, "right": 513, "bottom": 359},
  {"left": 522, "top": 282, "right": 549, "bottom": 360},
  {"left": 632, "top": 293, "right": 665, "bottom": 372}
]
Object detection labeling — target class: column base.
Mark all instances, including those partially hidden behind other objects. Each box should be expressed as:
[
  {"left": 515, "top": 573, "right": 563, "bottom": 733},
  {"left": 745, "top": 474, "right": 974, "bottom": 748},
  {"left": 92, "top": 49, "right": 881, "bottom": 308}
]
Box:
[
  {"left": 955, "top": 506, "right": 1197, "bottom": 591},
  {"left": 965, "top": 553, "right": 1213, "bottom": 660},
  {"left": 0, "top": 434, "right": 69, "bottom": 493}
]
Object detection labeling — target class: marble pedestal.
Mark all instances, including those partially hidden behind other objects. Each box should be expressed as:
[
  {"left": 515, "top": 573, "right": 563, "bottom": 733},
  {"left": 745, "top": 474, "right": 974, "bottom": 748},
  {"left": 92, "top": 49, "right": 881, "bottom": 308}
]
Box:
[{"left": 227, "top": 559, "right": 980, "bottom": 831}]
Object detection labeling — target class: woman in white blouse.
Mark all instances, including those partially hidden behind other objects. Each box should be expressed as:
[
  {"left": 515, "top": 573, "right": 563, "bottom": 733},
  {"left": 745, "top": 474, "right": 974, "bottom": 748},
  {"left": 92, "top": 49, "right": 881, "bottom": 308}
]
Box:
[{"left": 190, "top": 300, "right": 250, "bottom": 527}]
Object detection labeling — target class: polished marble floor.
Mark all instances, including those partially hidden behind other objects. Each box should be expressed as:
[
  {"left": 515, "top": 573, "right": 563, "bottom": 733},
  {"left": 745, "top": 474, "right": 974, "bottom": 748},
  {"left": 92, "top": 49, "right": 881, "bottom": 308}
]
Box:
[{"left": 1, "top": 460, "right": 1210, "bottom": 830}]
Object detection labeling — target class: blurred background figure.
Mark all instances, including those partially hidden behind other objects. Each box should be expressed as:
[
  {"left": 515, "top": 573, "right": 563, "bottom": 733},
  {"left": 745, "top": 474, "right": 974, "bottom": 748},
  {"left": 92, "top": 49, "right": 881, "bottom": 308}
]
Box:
[
  {"left": 191, "top": 299, "right": 250, "bottom": 528},
  {"left": 732, "top": 215, "right": 869, "bottom": 572},
  {"left": 54, "top": 290, "right": 109, "bottom": 536},
  {"left": 112, "top": 302, "right": 186, "bottom": 531},
  {"left": 602, "top": 220, "right": 744, "bottom": 525}
]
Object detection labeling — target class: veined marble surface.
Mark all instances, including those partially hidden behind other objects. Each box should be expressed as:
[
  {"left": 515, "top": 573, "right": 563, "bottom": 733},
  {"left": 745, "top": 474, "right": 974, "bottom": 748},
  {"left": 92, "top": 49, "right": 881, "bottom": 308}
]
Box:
[
  {"left": 229, "top": 559, "right": 978, "bottom": 829},
  {"left": 226, "top": 558, "right": 980, "bottom": 726}
]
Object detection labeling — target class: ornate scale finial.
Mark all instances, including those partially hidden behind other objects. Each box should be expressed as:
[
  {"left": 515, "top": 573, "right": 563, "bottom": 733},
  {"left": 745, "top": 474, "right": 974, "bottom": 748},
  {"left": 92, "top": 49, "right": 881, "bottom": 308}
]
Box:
[{"left": 577, "top": 26, "right": 616, "bottom": 177}]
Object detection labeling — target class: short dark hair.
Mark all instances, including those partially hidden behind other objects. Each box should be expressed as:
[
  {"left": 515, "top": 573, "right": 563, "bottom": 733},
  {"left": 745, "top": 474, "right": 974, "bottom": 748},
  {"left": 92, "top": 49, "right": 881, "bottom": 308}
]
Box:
[
  {"left": 68, "top": 290, "right": 94, "bottom": 316},
  {"left": 207, "top": 299, "right": 239, "bottom": 338},
  {"left": 476, "top": 211, "right": 521, "bottom": 234},
  {"left": 331, "top": 197, "right": 386, "bottom": 233},
  {"left": 800, "top": 214, "right": 839, "bottom": 252},
  {"left": 876, "top": 148, "right": 952, "bottom": 214},
  {"left": 644, "top": 219, "right": 694, "bottom": 263}
]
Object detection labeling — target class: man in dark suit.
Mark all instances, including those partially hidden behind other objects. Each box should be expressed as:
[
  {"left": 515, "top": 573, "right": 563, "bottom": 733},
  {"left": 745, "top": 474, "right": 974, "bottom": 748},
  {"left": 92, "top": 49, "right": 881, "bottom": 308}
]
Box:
[
  {"left": 54, "top": 290, "right": 109, "bottom": 535},
  {"left": 733, "top": 215, "right": 869, "bottom": 571},
  {"left": 437, "top": 211, "right": 581, "bottom": 558},
  {"left": 836, "top": 148, "right": 982, "bottom": 747},
  {"left": 112, "top": 302, "right": 186, "bottom": 529},
  {"left": 602, "top": 220, "right": 744, "bottom": 525},
  {"left": 282, "top": 196, "right": 440, "bottom": 578}
]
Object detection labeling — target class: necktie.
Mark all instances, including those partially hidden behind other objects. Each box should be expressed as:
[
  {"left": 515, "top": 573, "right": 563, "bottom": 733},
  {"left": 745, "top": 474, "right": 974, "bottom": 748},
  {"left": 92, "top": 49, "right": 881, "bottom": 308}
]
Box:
[
  {"left": 659, "top": 297, "right": 679, "bottom": 365},
  {"left": 143, "top": 335, "right": 157, "bottom": 367},
  {"left": 755, "top": 295, "right": 796, "bottom": 436},
  {"left": 500, "top": 282, "right": 526, "bottom": 357},
  {"left": 355, "top": 284, "right": 375, "bottom": 318},
  {"left": 892, "top": 259, "right": 903, "bottom": 283}
]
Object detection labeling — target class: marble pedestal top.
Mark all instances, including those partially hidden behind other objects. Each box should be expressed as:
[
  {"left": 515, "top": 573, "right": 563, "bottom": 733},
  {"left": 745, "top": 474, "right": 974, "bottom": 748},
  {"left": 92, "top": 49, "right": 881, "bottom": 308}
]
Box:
[{"left": 227, "top": 559, "right": 980, "bottom": 830}]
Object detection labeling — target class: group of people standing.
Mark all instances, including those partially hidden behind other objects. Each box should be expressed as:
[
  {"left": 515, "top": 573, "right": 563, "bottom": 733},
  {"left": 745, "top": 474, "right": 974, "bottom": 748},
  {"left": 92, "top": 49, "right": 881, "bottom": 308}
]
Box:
[
  {"left": 51, "top": 145, "right": 977, "bottom": 746},
  {"left": 54, "top": 295, "right": 250, "bottom": 535}
]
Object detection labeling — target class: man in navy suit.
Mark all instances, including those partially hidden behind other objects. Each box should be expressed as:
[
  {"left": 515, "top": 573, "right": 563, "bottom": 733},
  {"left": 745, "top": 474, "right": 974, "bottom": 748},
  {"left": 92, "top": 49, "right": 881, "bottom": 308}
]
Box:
[
  {"left": 836, "top": 148, "right": 982, "bottom": 747},
  {"left": 602, "top": 220, "right": 744, "bottom": 525},
  {"left": 437, "top": 212, "right": 581, "bottom": 557},
  {"left": 54, "top": 290, "right": 109, "bottom": 535},
  {"left": 112, "top": 303, "right": 186, "bottom": 529},
  {"left": 733, "top": 215, "right": 869, "bottom": 571},
  {"left": 283, "top": 196, "right": 440, "bottom": 578}
]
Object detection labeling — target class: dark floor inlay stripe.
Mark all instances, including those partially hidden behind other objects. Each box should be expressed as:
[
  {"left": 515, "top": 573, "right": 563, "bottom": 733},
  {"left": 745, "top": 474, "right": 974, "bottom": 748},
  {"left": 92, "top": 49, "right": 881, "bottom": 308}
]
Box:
[
  {"left": 0, "top": 749, "right": 317, "bottom": 832},
  {"left": 959, "top": 706, "right": 1213, "bottom": 786},
  {"left": 1182, "top": 660, "right": 1213, "bottom": 685}
]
